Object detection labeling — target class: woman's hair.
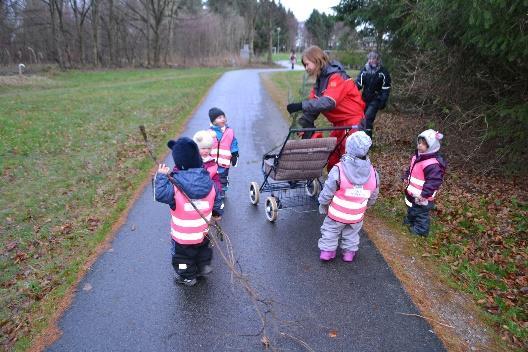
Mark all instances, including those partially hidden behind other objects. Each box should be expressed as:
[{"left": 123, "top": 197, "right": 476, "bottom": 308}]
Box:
[{"left": 301, "top": 46, "right": 330, "bottom": 77}]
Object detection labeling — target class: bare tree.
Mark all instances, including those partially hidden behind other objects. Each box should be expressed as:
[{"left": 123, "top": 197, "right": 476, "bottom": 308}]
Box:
[
  {"left": 40, "top": 0, "right": 65, "bottom": 67},
  {"left": 236, "top": 0, "right": 257, "bottom": 62},
  {"left": 69, "top": 0, "right": 91, "bottom": 64},
  {"left": 91, "top": 0, "right": 99, "bottom": 66}
]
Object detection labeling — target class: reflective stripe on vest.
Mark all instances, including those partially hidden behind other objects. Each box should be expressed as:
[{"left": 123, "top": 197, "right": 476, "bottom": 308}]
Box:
[
  {"left": 405, "top": 156, "right": 439, "bottom": 200},
  {"left": 211, "top": 128, "right": 234, "bottom": 168},
  {"left": 328, "top": 163, "right": 377, "bottom": 224},
  {"left": 170, "top": 186, "right": 215, "bottom": 245}
]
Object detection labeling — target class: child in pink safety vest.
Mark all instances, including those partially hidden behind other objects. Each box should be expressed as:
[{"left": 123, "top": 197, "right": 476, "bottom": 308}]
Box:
[
  {"left": 192, "top": 130, "right": 223, "bottom": 196},
  {"left": 403, "top": 129, "right": 446, "bottom": 236},
  {"left": 208, "top": 107, "right": 239, "bottom": 197},
  {"left": 155, "top": 137, "right": 223, "bottom": 286},
  {"left": 317, "top": 131, "right": 380, "bottom": 262}
]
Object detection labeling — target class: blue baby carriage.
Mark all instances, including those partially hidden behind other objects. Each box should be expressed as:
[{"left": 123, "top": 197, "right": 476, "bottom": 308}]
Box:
[{"left": 249, "top": 126, "right": 357, "bottom": 222}]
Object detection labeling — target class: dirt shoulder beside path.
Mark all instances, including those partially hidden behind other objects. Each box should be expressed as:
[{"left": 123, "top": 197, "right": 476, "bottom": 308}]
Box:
[{"left": 363, "top": 217, "right": 499, "bottom": 352}]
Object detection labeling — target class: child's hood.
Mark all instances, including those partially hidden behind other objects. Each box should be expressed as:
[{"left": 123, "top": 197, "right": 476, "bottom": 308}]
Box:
[
  {"left": 341, "top": 156, "right": 373, "bottom": 185},
  {"left": 172, "top": 168, "right": 213, "bottom": 199},
  {"left": 210, "top": 124, "right": 229, "bottom": 132}
]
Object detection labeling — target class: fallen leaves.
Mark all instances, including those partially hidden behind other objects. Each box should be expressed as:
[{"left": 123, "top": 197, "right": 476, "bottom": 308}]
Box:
[
  {"left": 261, "top": 335, "right": 270, "bottom": 348},
  {"left": 86, "top": 217, "right": 100, "bottom": 232},
  {"left": 372, "top": 115, "right": 528, "bottom": 350}
]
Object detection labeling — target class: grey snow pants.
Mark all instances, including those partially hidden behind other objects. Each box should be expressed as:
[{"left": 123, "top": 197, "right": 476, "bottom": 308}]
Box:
[{"left": 318, "top": 216, "right": 363, "bottom": 252}]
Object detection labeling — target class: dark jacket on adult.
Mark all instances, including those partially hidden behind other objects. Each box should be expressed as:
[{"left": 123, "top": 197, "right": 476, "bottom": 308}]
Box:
[{"left": 355, "top": 64, "right": 391, "bottom": 108}]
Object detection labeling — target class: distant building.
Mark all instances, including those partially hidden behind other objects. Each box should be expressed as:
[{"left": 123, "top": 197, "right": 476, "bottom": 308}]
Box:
[{"left": 296, "top": 22, "right": 305, "bottom": 50}]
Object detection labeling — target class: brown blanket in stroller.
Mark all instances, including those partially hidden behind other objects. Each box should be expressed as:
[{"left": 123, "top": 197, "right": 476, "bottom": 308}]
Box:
[{"left": 264, "top": 137, "right": 337, "bottom": 181}]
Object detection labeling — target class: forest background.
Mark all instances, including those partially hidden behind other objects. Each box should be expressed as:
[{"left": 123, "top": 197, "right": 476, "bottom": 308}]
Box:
[{"left": 1, "top": 0, "right": 527, "bottom": 350}]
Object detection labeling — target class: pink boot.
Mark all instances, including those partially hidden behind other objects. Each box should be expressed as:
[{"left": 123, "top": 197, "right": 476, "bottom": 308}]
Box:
[
  {"left": 319, "top": 250, "right": 336, "bottom": 261},
  {"left": 342, "top": 250, "right": 356, "bottom": 262}
]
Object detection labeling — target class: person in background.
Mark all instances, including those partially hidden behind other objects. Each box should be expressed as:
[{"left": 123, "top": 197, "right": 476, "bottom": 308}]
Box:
[
  {"left": 208, "top": 107, "right": 239, "bottom": 197},
  {"left": 403, "top": 129, "right": 446, "bottom": 236},
  {"left": 154, "top": 137, "right": 223, "bottom": 286},
  {"left": 355, "top": 51, "right": 391, "bottom": 139},
  {"left": 290, "top": 50, "right": 296, "bottom": 70},
  {"left": 286, "top": 45, "right": 366, "bottom": 170},
  {"left": 317, "top": 131, "right": 380, "bottom": 262}
]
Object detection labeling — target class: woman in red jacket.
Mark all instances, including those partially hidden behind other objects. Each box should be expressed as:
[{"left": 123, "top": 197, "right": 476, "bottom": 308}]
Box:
[{"left": 287, "top": 46, "right": 366, "bottom": 170}]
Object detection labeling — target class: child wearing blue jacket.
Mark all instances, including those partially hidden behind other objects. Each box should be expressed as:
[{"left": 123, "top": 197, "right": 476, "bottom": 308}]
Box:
[
  {"left": 155, "top": 137, "right": 223, "bottom": 286},
  {"left": 208, "top": 107, "right": 239, "bottom": 196}
]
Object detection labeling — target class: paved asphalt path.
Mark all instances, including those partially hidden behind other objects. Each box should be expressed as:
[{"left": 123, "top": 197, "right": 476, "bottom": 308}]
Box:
[{"left": 47, "top": 64, "right": 446, "bottom": 352}]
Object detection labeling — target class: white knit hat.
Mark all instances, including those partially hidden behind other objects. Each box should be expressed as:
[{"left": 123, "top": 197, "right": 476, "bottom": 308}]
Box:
[
  {"left": 346, "top": 131, "right": 372, "bottom": 157},
  {"left": 418, "top": 129, "right": 444, "bottom": 153},
  {"left": 192, "top": 130, "right": 214, "bottom": 149}
]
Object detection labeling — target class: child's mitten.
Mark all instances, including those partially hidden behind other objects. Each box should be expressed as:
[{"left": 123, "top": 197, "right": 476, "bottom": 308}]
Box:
[{"left": 231, "top": 152, "right": 239, "bottom": 167}]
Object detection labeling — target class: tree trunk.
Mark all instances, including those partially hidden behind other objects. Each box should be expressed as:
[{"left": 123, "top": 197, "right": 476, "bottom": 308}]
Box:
[
  {"left": 267, "top": 3, "right": 272, "bottom": 64},
  {"left": 107, "top": 0, "right": 114, "bottom": 65},
  {"left": 91, "top": 0, "right": 99, "bottom": 66},
  {"left": 45, "top": 0, "right": 64, "bottom": 67}
]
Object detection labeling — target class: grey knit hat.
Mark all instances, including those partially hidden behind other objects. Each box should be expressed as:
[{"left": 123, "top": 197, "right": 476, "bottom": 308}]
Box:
[{"left": 346, "top": 131, "right": 372, "bottom": 157}]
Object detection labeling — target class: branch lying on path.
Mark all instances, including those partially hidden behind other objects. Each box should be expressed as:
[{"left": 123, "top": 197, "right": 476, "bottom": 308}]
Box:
[
  {"left": 396, "top": 312, "right": 454, "bottom": 329},
  {"left": 279, "top": 332, "right": 316, "bottom": 352}
]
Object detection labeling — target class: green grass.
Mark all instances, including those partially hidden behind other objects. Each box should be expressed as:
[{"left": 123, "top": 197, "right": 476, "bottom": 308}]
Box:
[
  {"left": 0, "top": 67, "right": 227, "bottom": 350},
  {"left": 272, "top": 52, "right": 294, "bottom": 61}
]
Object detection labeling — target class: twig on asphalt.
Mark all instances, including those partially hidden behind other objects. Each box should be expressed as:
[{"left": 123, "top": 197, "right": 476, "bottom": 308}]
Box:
[
  {"left": 396, "top": 312, "right": 454, "bottom": 328},
  {"left": 279, "top": 332, "right": 316, "bottom": 352}
]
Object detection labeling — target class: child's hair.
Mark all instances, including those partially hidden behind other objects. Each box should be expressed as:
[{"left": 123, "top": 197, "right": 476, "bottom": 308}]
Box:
[
  {"left": 417, "top": 136, "right": 429, "bottom": 147},
  {"left": 301, "top": 45, "right": 330, "bottom": 77}
]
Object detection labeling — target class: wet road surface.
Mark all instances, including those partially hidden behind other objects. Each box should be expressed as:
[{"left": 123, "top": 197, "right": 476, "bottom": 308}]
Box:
[{"left": 47, "top": 66, "right": 446, "bottom": 351}]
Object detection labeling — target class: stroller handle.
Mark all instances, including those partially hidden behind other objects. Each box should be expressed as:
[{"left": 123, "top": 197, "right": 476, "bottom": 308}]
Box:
[{"left": 289, "top": 125, "right": 359, "bottom": 133}]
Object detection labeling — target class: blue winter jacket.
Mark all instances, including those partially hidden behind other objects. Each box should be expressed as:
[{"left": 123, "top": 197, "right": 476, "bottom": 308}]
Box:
[{"left": 154, "top": 168, "right": 223, "bottom": 216}]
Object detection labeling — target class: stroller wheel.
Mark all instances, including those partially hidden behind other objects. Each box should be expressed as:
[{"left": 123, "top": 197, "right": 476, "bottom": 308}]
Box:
[
  {"left": 306, "top": 179, "right": 321, "bottom": 197},
  {"left": 265, "top": 196, "right": 278, "bottom": 222},
  {"left": 249, "top": 182, "right": 260, "bottom": 205}
]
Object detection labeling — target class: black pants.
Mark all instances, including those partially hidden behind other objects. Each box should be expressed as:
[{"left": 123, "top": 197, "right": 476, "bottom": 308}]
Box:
[
  {"left": 405, "top": 203, "right": 433, "bottom": 236},
  {"left": 219, "top": 167, "right": 230, "bottom": 192},
  {"left": 364, "top": 100, "right": 380, "bottom": 131},
  {"left": 171, "top": 238, "right": 212, "bottom": 280}
]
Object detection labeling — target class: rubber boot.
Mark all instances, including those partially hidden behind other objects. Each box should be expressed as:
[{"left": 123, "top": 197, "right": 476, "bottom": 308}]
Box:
[
  {"left": 319, "top": 250, "right": 336, "bottom": 261},
  {"left": 342, "top": 251, "right": 356, "bottom": 262}
]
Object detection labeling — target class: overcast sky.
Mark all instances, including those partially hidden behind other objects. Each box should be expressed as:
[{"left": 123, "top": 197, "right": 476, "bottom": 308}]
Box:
[{"left": 280, "top": 0, "right": 341, "bottom": 22}]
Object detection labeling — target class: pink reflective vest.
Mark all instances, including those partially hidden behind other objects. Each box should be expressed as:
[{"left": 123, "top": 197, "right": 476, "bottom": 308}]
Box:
[
  {"left": 170, "top": 186, "right": 215, "bottom": 245},
  {"left": 211, "top": 128, "right": 234, "bottom": 168},
  {"left": 405, "top": 156, "right": 439, "bottom": 206},
  {"left": 328, "top": 162, "right": 377, "bottom": 224},
  {"left": 205, "top": 160, "right": 218, "bottom": 179}
]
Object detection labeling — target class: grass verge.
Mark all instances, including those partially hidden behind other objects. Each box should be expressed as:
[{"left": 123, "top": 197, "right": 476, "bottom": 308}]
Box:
[
  {"left": 262, "top": 70, "right": 527, "bottom": 351},
  {"left": 0, "top": 67, "right": 227, "bottom": 350}
]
